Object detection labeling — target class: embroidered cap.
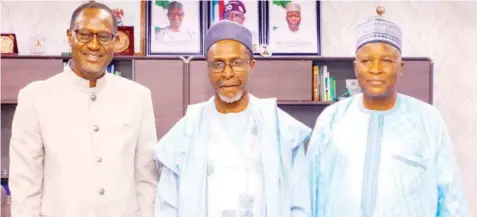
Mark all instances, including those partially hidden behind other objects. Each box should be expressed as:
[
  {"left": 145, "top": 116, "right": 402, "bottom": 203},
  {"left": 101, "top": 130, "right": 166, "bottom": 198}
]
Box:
[
  {"left": 205, "top": 19, "right": 253, "bottom": 55},
  {"left": 356, "top": 6, "right": 402, "bottom": 52}
]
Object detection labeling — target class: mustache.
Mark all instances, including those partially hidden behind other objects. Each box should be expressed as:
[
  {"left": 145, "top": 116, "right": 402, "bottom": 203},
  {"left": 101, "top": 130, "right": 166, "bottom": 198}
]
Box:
[{"left": 218, "top": 80, "right": 240, "bottom": 87}]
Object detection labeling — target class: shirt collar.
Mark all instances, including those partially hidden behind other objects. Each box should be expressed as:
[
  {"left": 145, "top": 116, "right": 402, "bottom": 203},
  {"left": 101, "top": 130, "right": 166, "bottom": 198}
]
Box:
[
  {"left": 357, "top": 93, "right": 401, "bottom": 115},
  {"left": 64, "top": 59, "right": 108, "bottom": 93}
]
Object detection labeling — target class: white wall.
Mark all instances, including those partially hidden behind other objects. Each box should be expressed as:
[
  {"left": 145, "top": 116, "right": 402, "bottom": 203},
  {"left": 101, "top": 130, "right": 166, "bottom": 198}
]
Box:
[
  {"left": 0, "top": 0, "right": 142, "bottom": 54},
  {"left": 1, "top": 0, "right": 476, "bottom": 215}
]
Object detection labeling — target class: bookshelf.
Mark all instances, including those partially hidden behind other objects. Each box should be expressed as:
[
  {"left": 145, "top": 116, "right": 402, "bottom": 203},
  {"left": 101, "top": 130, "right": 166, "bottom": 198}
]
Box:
[{"left": 0, "top": 54, "right": 433, "bottom": 180}]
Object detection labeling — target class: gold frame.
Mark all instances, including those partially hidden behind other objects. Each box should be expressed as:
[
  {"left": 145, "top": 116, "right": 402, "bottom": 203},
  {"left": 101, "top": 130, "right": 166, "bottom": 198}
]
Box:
[{"left": 137, "top": 0, "right": 146, "bottom": 56}]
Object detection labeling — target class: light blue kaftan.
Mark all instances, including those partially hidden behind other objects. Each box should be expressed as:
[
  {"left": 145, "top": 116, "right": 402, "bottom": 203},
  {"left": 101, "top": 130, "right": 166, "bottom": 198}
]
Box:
[
  {"left": 154, "top": 94, "right": 312, "bottom": 217},
  {"left": 308, "top": 93, "right": 469, "bottom": 217}
]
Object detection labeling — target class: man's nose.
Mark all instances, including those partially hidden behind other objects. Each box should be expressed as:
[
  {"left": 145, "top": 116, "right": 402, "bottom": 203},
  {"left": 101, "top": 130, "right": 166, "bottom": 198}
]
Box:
[
  {"left": 223, "top": 64, "right": 235, "bottom": 78},
  {"left": 369, "top": 60, "right": 383, "bottom": 74},
  {"left": 87, "top": 36, "right": 101, "bottom": 51}
]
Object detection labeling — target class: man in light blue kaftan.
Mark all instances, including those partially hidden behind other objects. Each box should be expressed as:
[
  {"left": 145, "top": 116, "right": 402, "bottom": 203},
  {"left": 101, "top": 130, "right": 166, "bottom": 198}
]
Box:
[
  {"left": 308, "top": 8, "right": 469, "bottom": 217},
  {"left": 153, "top": 20, "right": 312, "bottom": 217}
]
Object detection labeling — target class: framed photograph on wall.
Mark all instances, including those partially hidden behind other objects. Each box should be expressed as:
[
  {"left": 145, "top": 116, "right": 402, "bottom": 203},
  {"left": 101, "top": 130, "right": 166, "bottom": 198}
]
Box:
[
  {"left": 146, "top": 0, "right": 204, "bottom": 56},
  {"left": 207, "top": 0, "right": 264, "bottom": 54},
  {"left": 265, "top": 0, "right": 321, "bottom": 56}
]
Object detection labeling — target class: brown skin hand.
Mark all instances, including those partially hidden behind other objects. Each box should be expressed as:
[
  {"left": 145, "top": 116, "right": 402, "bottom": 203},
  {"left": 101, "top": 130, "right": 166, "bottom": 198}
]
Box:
[
  {"left": 354, "top": 42, "right": 404, "bottom": 111},
  {"left": 207, "top": 40, "right": 256, "bottom": 114},
  {"left": 66, "top": 8, "right": 117, "bottom": 87}
]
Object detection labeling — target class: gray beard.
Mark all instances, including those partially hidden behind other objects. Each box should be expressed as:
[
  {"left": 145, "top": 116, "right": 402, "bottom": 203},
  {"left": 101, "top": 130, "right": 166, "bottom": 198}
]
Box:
[{"left": 218, "top": 89, "right": 245, "bottom": 103}]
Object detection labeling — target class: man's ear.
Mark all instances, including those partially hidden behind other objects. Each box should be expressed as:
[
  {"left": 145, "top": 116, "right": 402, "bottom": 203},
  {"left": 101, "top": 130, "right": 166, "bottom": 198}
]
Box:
[
  {"left": 400, "top": 60, "right": 405, "bottom": 76},
  {"left": 249, "top": 59, "right": 256, "bottom": 72},
  {"left": 353, "top": 60, "right": 358, "bottom": 78},
  {"left": 67, "top": 29, "right": 73, "bottom": 46}
]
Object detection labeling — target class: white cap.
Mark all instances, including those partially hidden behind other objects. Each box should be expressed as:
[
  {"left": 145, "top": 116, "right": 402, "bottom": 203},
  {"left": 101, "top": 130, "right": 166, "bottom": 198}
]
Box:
[{"left": 286, "top": 2, "right": 300, "bottom": 12}]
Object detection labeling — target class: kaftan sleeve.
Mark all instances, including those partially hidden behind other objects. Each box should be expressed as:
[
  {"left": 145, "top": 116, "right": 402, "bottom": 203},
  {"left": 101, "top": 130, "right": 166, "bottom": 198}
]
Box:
[
  {"left": 276, "top": 108, "right": 312, "bottom": 217},
  {"left": 307, "top": 105, "right": 336, "bottom": 217},
  {"left": 153, "top": 117, "right": 186, "bottom": 217},
  {"left": 433, "top": 112, "right": 469, "bottom": 217},
  {"left": 135, "top": 89, "right": 160, "bottom": 217},
  {"left": 9, "top": 83, "right": 44, "bottom": 217}
]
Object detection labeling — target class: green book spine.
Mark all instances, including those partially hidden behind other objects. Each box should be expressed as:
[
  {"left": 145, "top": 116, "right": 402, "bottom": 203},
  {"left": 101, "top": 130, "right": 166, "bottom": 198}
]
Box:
[
  {"left": 324, "top": 77, "right": 329, "bottom": 101},
  {"left": 333, "top": 78, "right": 337, "bottom": 101},
  {"left": 330, "top": 77, "right": 335, "bottom": 101}
]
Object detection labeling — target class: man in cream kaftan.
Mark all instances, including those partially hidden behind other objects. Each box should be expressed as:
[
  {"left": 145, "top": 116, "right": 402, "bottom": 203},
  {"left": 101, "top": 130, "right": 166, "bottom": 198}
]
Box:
[
  {"left": 9, "top": 2, "right": 158, "bottom": 217},
  {"left": 308, "top": 8, "right": 469, "bottom": 217},
  {"left": 153, "top": 20, "right": 311, "bottom": 217}
]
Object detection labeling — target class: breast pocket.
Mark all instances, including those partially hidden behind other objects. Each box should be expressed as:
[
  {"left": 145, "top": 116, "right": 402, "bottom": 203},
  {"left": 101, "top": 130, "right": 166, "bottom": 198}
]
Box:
[
  {"left": 391, "top": 152, "right": 428, "bottom": 194},
  {"left": 114, "top": 119, "right": 137, "bottom": 142},
  {"left": 107, "top": 112, "right": 140, "bottom": 156}
]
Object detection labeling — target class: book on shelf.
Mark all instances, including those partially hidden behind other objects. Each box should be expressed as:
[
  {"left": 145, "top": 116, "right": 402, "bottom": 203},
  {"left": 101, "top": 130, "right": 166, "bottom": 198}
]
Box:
[
  {"left": 312, "top": 64, "right": 336, "bottom": 102},
  {"left": 312, "top": 63, "right": 362, "bottom": 102},
  {"left": 106, "top": 63, "right": 121, "bottom": 77}
]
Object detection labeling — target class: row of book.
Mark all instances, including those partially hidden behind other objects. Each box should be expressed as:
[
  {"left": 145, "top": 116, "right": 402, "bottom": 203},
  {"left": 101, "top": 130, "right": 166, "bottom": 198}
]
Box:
[
  {"left": 313, "top": 64, "right": 336, "bottom": 101},
  {"left": 312, "top": 63, "right": 361, "bottom": 102}
]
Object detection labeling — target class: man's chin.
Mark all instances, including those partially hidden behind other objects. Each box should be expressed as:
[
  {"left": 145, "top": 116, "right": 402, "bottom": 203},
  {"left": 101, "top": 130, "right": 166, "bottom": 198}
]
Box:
[
  {"left": 363, "top": 90, "right": 393, "bottom": 100},
  {"left": 80, "top": 66, "right": 105, "bottom": 79},
  {"left": 218, "top": 91, "right": 244, "bottom": 104}
]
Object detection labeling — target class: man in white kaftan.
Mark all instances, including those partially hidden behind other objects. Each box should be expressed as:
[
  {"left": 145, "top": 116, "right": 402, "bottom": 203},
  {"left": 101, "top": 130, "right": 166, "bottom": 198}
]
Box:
[
  {"left": 154, "top": 20, "right": 311, "bottom": 217},
  {"left": 9, "top": 2, "right": 158, "bottom": 217},
  {"left": 308, "top": 7, "right": 469, "bottom": 217}
]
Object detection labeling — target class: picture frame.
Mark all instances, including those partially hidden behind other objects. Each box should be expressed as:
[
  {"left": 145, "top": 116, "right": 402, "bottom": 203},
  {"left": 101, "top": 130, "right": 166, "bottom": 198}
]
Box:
[
  {"left": 102, "top": 1, "right": 146, "bottom": 56},
  {"left": 146, "top": 0, "right": 204, "bottom": 56},
  {"left": 1, "top": 33, "right": 19, "bottom": 55},
  {"left": 207, "top": 0, "right": 264, "bottom": 54},
  {"left": 264, "top": 0, "right": 321, "bottom": 56}
]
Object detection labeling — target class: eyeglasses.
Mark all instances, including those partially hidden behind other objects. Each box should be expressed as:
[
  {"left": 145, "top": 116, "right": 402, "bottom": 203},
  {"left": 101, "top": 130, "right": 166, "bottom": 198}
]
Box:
[
  {"left": 73, "top": 29, "right": 115, "bottom": 46},
  {"left": 207, "top": 59, "right": 250, "bottom": 73}
]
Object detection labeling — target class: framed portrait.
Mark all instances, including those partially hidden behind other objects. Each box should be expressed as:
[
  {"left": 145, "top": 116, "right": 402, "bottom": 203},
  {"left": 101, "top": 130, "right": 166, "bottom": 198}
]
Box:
[
  {"left": 265, "top": 0, "right": 321, "bottom": 56},
  {"left": 146, "top": 0, "right": 204, "bottom": 56},
  {"left": 207, "top": 0, "right": 264, "bottom": 54}
]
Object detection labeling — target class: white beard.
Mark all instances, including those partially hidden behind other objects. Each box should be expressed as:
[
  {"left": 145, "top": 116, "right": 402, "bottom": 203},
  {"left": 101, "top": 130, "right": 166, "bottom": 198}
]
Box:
[{"left": 218, "top": 89, "right": 245, "bottom": 103}]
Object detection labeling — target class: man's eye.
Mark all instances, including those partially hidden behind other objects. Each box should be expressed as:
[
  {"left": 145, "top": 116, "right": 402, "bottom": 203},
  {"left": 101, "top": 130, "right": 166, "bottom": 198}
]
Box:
[
  {"left": 212, "top": 62, "right": 224, "bottom": 67},
  {"left": 232, "top": 60, "right": 244, "bottom": 65},
  {"left": 79, "top": 33, "right": 90, "bottom": 37},
  {"left": 98, "top": 35, "right": 110, "bottom": 40}
]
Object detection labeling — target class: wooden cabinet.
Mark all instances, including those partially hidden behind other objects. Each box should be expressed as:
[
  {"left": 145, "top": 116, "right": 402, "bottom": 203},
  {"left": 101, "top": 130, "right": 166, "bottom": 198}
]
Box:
[
  {"left": 134, "top": 59, "right": 185, "bottom": 138},
  {"left": 1, "top": 58, "right": 63, "bottom": 103}
]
